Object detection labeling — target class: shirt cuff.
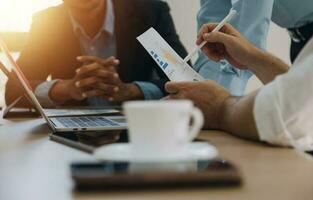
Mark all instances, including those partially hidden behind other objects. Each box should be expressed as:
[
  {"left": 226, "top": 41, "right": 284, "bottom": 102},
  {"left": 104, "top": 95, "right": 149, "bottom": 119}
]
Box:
[
  {"left": 134, "top": 81, "right": 164, "bottom": 100},
  {"left": 220, "top": 61, "right": 253, "bottom": 80},
  {"left": 34, "top": 80, "right": 59, "bottom": 108},
  {"left": 253, "top": 81, "right": 291, "bottom": 147}
]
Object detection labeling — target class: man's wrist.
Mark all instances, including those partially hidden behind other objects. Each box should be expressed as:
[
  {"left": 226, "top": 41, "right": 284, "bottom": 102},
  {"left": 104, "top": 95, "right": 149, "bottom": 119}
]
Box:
[
  {"left": 247, "top": 47, "right": 289, "bottom": 84},
  {"left": 218, "top": 92, "right": 260, "bottom": 140},
  {"left": 246, "top": 46, "right": 268, "bottom": 70},
  {"left": 49, "top": 79, "right": 73, "bottom": 102},
  {"left": 123, "top": 83, "right": 144, "bottom": 101},
  {"left": 218, "top": 96, "right": 239, "bottom": 132}
]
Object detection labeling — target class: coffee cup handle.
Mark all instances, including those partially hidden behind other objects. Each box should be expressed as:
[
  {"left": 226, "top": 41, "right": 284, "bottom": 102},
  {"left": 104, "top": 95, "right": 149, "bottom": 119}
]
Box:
[{"left": 187, "top": 107, "right": 204, "bottom": 142}]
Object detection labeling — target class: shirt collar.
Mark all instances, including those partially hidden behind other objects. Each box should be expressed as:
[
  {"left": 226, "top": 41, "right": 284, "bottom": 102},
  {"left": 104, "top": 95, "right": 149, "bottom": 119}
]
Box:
[{"left": 69, "top": 0, "right": 115, "bottom": 38}]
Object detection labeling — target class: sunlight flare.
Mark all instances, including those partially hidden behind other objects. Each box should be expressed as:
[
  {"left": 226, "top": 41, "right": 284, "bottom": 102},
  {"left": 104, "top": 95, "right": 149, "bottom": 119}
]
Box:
[{"left": 0, "top": 0, "right": 61, "bottom": 31}]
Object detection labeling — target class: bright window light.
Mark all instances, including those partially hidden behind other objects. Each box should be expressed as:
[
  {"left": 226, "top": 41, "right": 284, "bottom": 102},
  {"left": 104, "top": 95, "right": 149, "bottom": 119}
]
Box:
[{"left": 0, "top": 0, "right": 62, "bottom": 32}]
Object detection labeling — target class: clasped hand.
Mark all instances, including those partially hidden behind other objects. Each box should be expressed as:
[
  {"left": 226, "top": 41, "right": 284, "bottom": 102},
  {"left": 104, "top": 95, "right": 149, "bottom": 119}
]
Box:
[{"left": 53, "top": 56, "right": 141, "bottom": 103}]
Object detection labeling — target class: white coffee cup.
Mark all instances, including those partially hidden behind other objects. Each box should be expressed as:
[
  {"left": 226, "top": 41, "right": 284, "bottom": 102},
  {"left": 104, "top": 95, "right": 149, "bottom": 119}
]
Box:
[{"left": 123, "top": 100, "right": 204, "bottom": 160}]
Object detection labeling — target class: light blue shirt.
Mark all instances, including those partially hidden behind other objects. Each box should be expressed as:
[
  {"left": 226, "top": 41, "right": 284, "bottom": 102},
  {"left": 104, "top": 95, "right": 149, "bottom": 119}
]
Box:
[
  {"left": 272, "top": 0, "right": 313, "bottom": 28},
  {"left": 195, "top": 0, "right": 313, "bottom": 96},
  {"left": 35, "top": 0, "right": 163, "bottom": 107}
]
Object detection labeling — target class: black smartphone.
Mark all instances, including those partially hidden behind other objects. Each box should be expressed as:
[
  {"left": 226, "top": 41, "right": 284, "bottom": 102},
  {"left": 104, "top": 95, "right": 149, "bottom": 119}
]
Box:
[{"left": 71, "top": 159, "right": 242, "bottom": 190}]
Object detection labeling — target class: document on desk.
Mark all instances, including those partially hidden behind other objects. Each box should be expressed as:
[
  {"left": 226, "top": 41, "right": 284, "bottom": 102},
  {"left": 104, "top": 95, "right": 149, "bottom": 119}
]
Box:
[{"left": 137, "top": 28, "right": 205, "bottom": 82}]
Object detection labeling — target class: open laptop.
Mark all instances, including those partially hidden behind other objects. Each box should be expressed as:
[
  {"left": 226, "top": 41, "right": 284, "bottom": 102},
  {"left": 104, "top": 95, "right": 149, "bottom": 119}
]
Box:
[{"left": 0, "top": 38, "right": 127, "bottom": 133}]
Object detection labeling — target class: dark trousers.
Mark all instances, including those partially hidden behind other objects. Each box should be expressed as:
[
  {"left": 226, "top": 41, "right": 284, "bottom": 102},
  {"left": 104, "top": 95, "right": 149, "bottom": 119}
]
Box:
[
  {"left": 289, "top": 22, "right": 313, "bottom": 63},
  {"left": 290, "top": 39, "right": 310, "bottom": 63}
]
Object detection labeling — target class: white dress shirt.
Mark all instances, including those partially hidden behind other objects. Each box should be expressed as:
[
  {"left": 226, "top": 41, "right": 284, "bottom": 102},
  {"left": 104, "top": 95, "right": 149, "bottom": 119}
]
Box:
[{"left": 254, "top": 38, "right": 313, "bottom": 150}]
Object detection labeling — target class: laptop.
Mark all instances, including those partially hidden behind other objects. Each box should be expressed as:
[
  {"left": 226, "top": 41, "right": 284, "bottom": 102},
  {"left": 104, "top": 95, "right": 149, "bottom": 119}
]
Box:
[{"left": 0, "top": 38, "right": 127, "bottom": 133}]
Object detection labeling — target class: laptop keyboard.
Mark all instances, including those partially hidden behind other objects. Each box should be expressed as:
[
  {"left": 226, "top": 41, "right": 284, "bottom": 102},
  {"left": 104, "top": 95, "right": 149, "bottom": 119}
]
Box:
[{"left": 56, "top": 116, "right": 118, "bottom": 128}]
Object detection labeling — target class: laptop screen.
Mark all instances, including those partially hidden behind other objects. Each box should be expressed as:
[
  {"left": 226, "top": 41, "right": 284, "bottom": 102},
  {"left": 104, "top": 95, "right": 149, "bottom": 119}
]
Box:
[
  {"left": 0, "top": 39, "right": 33, "bottom": 91},
  {"left": 0, "top": 37, "right": 52, "bottom": 128}
]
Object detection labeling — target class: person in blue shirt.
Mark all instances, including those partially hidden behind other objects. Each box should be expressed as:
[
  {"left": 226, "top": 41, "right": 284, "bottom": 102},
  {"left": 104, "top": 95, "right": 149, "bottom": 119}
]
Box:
[{"left": 196, "top": 0, "right": 313, "bottom": 96}]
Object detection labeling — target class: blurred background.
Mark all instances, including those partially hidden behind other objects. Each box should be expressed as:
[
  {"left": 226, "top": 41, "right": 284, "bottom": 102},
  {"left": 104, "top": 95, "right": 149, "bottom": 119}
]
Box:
[{"left": 0, "top": 0, "right": 291, "bottom": 107}]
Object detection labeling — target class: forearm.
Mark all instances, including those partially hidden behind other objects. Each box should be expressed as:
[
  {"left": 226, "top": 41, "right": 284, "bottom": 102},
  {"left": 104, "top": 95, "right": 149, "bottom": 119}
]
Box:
[
  {"left": 49, "top": 80, "right": 73, "bottom": 102},
  {"left": 219, "top": 91, "right": 260, "bottom": 140},
  {"left": 249, "top": 49, "right": 289, "bottom": 84},
  {"left": 134, "top": 81, "right": 165, "bottom": 100},
  {"left": 122, "top": 83, "right": 144, "bottom": 101},
  {"left": 231, "top": 0, "right": 281, "bottom": 84}
]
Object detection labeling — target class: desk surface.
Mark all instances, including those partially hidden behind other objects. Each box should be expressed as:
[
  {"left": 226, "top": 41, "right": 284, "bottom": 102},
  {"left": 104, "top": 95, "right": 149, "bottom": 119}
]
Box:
[{"left": 0, "top": 118, "right": 312, "bottom": 200}]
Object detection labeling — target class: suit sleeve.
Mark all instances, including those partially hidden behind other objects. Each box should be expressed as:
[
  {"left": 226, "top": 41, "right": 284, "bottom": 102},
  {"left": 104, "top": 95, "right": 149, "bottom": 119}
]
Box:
[
  {"left": 156, "top": 2, "right": 188, "bottom": 60},
  {"left": 5, "top": 13, "right": 51, "bottom": 106}
]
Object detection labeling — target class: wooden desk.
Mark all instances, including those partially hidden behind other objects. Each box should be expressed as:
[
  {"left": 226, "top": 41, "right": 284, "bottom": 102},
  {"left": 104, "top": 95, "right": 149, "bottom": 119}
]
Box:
[{"left": 0, "top": 118, "right": 312, "bottom": 200}]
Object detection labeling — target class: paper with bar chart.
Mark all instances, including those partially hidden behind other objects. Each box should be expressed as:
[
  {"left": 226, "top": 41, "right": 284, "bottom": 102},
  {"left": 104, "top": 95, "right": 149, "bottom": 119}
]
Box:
[{"left": 137, "top": 28, "right": 204, "bottom": 82}]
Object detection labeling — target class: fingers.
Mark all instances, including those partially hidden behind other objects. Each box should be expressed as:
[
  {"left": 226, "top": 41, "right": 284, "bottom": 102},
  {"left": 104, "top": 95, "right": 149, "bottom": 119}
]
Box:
[
  {"left": 220, "top": 23, "right": 241, "bottom": 35},
  {"left": 201, "top": 43, "right": 223, "bottom": 63},
  {"left": 75, "top": 76, "right": 120, "bottom": 96},
  {"left": 77, "top": 56, "right": 120, "bottom": 67},
  {"left": 78, "top": 83, "right": 118, "bottom": 100},
  {"left": 198, "top": 31, "right": 234, "bottom": 63},
  {"left": 101, "top": 58, "right": 119, "bottom": 67},
  {"left": 202, "top": 31, "right": 233, "bottom": 45},
  {"left": 76, "top": 62, "right": 102, "bottom": 76},
  {"left": 76, "top": 64, "right": 116, "bottom": 78},
  {"left": 95, "top": 82, "right": 119, "bottom": 94},
  {"left": 83, "top": 90, "right": 115, "bottom": 102},
  {"left": 75, "top": 76, "right": 103, "bottom": 88},
  {"left": 164, "top": 82, "right": 193, "bottom": 100},
  {"left": 95, "top": 69, "right": 119, "bottom": 79},
  {"left": 197, "top": 23, "right": 238, "bottom": 45},
  {"left": 165, "top": 82, "right": 181, "bottom": 94},
  {"left": 88, "top": 69, "right": 120, "bottom": 85},
  {"left": 76, "top": 56, "right": 120, "bottom": 77},
  {"left": 82, "top": 89, "right": 106, "bottom": 98},
  {"left": 165, "top": 81, "right": 192, "bottom": 94},
  {"left": 81, "top": 90, "right": 114, "bottom": 101},
  {"left": 197, "top": 23, "right": 219, "bottom": 45}
]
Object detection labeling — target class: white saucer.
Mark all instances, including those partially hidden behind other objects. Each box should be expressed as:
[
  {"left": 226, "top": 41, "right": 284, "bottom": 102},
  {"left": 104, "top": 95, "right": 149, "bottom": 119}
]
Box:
[{"left": 94, "top": 142, "right": 218, "bottom": 162}]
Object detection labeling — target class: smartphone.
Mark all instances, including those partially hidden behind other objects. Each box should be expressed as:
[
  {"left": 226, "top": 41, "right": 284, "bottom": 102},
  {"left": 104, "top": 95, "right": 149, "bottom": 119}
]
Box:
[{"left": 71, "top": 159, "right": 242, "bottom": 190}]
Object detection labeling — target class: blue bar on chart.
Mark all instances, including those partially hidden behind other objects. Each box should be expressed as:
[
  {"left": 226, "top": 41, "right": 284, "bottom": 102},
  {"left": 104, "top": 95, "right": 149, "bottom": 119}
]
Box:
[{"left": 150, "top": 51, "right": 169, "bottom": 70}]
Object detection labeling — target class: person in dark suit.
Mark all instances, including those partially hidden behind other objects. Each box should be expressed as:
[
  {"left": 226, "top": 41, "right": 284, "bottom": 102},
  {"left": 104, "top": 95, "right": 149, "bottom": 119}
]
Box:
[{"left": 5, "top": 0, "right": 187, "bottom": 107}]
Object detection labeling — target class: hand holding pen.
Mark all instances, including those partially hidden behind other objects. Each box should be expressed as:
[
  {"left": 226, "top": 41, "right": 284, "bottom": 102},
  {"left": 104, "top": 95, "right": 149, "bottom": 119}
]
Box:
[{"left": 182, "top": 9, "right": 237, "bottom": 64}]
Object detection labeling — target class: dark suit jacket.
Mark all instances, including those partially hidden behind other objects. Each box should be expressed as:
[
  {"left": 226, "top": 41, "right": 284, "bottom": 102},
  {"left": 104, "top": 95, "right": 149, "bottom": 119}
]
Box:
[{"left": 5, "top": 0, "right": 187, "bottom": 106}]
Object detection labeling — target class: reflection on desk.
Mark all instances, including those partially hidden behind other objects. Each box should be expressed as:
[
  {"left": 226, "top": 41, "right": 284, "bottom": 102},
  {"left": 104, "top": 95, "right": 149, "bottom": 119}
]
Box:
[{"left": 0, "top": 117, "right": 313, "bottom": 200}]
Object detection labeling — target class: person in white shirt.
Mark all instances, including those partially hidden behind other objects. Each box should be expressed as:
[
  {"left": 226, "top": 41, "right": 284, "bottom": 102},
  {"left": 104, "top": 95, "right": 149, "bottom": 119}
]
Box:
[{"left": 165, "top": 23, "right": 313, "bottom": 150}]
